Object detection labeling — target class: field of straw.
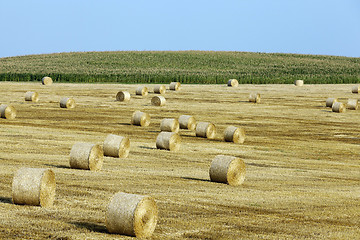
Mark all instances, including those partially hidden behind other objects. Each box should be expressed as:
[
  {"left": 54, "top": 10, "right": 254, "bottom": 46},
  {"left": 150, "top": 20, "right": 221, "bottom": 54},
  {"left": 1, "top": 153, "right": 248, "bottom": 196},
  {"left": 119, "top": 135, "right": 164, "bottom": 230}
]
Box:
[{"left": 0, "top": 82, "right": 359, "bottom": 239}]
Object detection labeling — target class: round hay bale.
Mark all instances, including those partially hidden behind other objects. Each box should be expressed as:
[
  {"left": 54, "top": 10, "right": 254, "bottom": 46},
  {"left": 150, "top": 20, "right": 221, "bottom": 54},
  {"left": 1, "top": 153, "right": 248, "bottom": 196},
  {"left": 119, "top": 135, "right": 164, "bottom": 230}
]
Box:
[
  {"left": 160, "top": 118, "right": 179, "bottom": 133},
  {"left": 195, "top": 122, "right": 216, "bottom": 139},
  {"left": 24, "top": 91, "right": 39, "bottom": 102},
  {"left": 178, "top": 115, "right": 196, "bottom": 131},
  {"left": 224, "top": 126, "right": 245, "bottom": 144},
  {"left": 151, "top": 96, "right": 166, "bottom": 106},
  {"left": 116, "top": 91, "right": 131, "bottom": 102},
  {"left": 351, "top": 85, "right": 359, "bottom": 93},
  {"left": 60, "top": 97, "right": 75, "bottom": 109},
  {"left": 332, "top": 102, "right": 346, "bottom": 113},
  {"left": 69, "top": 142, "right": 104, "bottom": 171},
  {"left": 0, "top": 104, "right": 16, "bottom": 119},
  {"left": 153, "top": 85, "right": 166, "bottom": 94},
  {"left": 249, "top": 93, "right": 261, "bottom": 103},
  {"left": 169, "top": 82, "right": 180, "bottom": 91},
  {"left": 156, "top": 132, "right": 181, "bottom": 151},
  {"left": 347, "top": 99, "right": 359, "bottom": 110},
  {"left": 103, "top": 134, "right": 130, "bottom": 158},
  {"left": 106, "top": 192, "right": 158, "bottom": 238},
  {"left": 12, "top": 167, "right": 56, "bottom": 207},
  {"left": 227, "top": 79, "right": 238, "bottom": 87},
  {"left": 41, "top": 76, "right": 53, "bottom": 85},
  {"left": 294, "top": 80, "right": 304, "bottom": 86},
  {"left": 326, "top": 98, "right": 338, "bottom": 108},
  {"left": 136, "top": 86, "right": 148, "bottom": 96},
  {"left": 131, "top": 111, "right": 150, "bottom": 127},
  {"left": 209, "top": 155, "right": 246, "bottom": 186}
]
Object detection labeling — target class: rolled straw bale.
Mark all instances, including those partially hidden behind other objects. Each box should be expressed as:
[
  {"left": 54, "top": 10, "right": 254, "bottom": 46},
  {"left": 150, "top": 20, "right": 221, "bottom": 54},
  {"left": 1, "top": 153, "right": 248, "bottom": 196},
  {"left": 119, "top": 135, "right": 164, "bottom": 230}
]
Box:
[
  {"left": 103, "top": 134, "right": 130, "bottom": 158},
  {"left": 69, "top": 142, "right": 103, "bottom": 171},
  {"left": 178, "top": 115, "right": 196, "bottom": 131},
  {"left": 153, "top": 85, "right": 166, "bottom": 94},
  {"left": 116, "top": 91, "right": 131, "bottom": 102},
  {"left": 136, "top": 86, "right": 148, "bottom": 96},
  {"left": 156, "top": 132, "right": 181, "bottom": 151},
  {"left": 195, "top": 122, "right": 216, "bottom": 139},
  {"left": 106, "top": 192, "right": 158, "bottom": 238},
  {"left": 151, "top": 96, "right": 166, "bottom": 106},
  {"left": 332, "top": 102, "right": 346, "bottom": 113},
  {"left": 160, "top": 118, "right": 179, "bottom": 133},
  {"left": 227, "top": 79, "right": 239, "bottom": 87},
  {"left": 249, "top": 93, "right": 260, "bottom": 103},
  {"left": 25, "top": 91, "right": 39, "bottom": 102},
  {"left": 224, "top": 126, "right": 245, "bottom": 144},
  {"left": 294, "top": 80, "right": 304, "bottom": 86},
  {"left": 41, "top": 76, "right": 53, "bottom": 85},
  {"left": 352, "top": 86, "right": 359, "bottom": 93},
  {"left": 131, "top": 111, "right": 150, "bottom": 127},
  {"left": 209, "top": 155, "right": 246, "bottom": 186},
  {"left": 0, "top": 104, "right": 16, "bottom": 119},
  {"left": 60, "top": 97, "right": 75, "bottom": 109},
  {"left": 326, "top": 98, "right": 338, "bottom": 108},
  {"left": 169, "top": 82, "right": 180, "bottom": 91},
  {"left": 12, "top": 167, "right": 56, "bottom": 207},
  {"left": 347, "top": 99, "right": 359, "bottom": 110}
]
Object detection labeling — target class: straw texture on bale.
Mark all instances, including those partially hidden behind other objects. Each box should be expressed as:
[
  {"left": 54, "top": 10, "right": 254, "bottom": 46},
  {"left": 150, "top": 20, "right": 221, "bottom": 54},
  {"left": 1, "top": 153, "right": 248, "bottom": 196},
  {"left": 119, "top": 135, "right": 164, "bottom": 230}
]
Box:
[
  {"left": 60, "top": 97, "right": 75, "bottom": 108},
  {"left": 153, "top": 85, "right": 166, "bottom": 94},
  {"left": 347, "top": 99, "right": 359, "bottom": 110},
  {"left": 209, "top": 155, "right": 246, "bottom": 186},
  {"left": 25, "top": 91, "right": 39, "bottom": 102},
  {"left": 326, "top": 98, "right": 338, "bottom": 108},
  {"left": 332, "top": 102, "right": 346, "bottom": 113},
  {"left": 151, "top": 96, "right": 166, "bottom": 106},
  {"left": 178, "top": 115, "right": 196, "bottom": 131},
  {"left": 106, "top": 192, "right": 158, "bottom": 238},
  {"left": 41, "top": 76, "right": 53, "bottom": 85},
  {"left": 169, "top": 82, "right": 180, "bottom": 91},
  {"left": 227, "top": 79, "right": 239, "bottom": 87},
  {"left": 69, "top": 142, "right": 104, "bottom": 171},
  {"left": 249, "top": 93, "right": 261, "bottom": 103},
  {"left": 352, "top": 86, "right": 359, "bottom": 93},
  {"left": 294, "top": 80, "right": 304, "bottom": 86},
  {"left": 131, "top": 111, "right": 150, "bottom": 127},
  {"left": 136, "top": 86, "right": 148, "bottom": 96},
  {"left": 0, "top": 104, "right": 16, "bottom": 119},
  {"left": 160, "top": 118, "right": 179, "bottom": 133},
  {"left": 12, "top": 168, "right": 56, "bottom": 207},
  {"left": 156, "top": 131, "right": 181, "bottom": 151},
  {"left": 224, "top": 126, "right": 246, "bottom": 144},
  {"left": 195, "top": 122, "right": 216, "bottom": 139},
  {"left": 103, "top": 134, "right": 130, "bottom": 158},
  {"left": 116, "top": 91, "right": 131, "bottom": 102}
]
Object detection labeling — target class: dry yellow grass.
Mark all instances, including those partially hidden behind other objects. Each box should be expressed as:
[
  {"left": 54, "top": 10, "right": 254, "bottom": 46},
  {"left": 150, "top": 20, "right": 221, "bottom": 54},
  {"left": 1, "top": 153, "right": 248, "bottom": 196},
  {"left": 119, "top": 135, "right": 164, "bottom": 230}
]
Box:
[{"left": 0, "top": 82, "right": 359, "bottom": 239}]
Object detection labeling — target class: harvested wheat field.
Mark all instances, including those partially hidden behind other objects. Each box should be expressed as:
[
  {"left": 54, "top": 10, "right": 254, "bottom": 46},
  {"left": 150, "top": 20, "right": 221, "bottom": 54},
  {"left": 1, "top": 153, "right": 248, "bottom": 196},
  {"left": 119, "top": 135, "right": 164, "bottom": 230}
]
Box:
[{"left": 0, "top": 82, "right": 359, "bottom": 239}]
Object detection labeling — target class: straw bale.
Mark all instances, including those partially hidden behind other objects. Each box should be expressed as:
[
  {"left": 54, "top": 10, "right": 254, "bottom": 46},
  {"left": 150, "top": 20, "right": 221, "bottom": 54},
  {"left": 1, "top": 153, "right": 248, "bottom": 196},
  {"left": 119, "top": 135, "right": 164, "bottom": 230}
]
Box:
[
  {"left": 41, "top": 76, "right": 53, "bottom": 85},
  {"left": 332, "top": 102, "right": 346, "bottom": 113},
  {"left": 151, "top": 96, "right": 166, "bottom": 106},
  {"left": 69, "top": 142, "right": 103, "bottom": 171},
  {"left": 169, "top": 82, "right": 180, "bottom": 91},
  {"left": 60, "top": 97, "right": 75, "bottom": 108},
  {"left": 153, "top": 85, "right": 166, "bottom": 94},
  {"left": 103, "top": 134, "right": 130, "bottom": 158},
  {"left": 131, "top": 111, "right": 150, "bottom": 127},
  {"left": 116, "top": 91, "right": 131, "bottom": 102},
  {"left": 224, "top": 126, "right": 245, "bottom": 144},
  {"left": 249, "top": 93, "right": 261, "bottom": 103},
  {"left": 209, "top": 155, "right": 246, "bottom": 186},
  {"left": 178, "top": 115, "right": 196, "bottom": 131},
  {"left": 160, "top": 118, "right": 179, "bottom": 133},
  {"left": 227, "top": 79, "right": 238, "bottom": 87},
  {"left": 195, "top": 122, "right": 216, "bottom": 139},
  {"left": 156, "top": 132, "right": 181, "bottom": 151},
  {"left": 25, "top": 91, "right": 39, "bottom": 102},
  {"left": 136, "top": 86, "right": 148, "bottom": 96}
]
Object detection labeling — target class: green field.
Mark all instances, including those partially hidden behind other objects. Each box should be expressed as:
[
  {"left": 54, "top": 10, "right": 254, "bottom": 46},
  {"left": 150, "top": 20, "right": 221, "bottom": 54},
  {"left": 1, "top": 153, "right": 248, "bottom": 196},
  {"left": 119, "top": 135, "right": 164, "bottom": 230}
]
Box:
[{"left": 0, "top": 51, "right": 359, "bottom": 84}]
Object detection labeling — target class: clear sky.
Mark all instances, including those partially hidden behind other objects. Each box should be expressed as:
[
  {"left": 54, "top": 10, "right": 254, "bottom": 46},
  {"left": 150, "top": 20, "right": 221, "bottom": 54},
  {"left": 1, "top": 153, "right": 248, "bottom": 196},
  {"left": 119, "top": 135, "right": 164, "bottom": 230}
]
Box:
[{"left": 0, "top": 0, "right": 359, "bottom": 58}]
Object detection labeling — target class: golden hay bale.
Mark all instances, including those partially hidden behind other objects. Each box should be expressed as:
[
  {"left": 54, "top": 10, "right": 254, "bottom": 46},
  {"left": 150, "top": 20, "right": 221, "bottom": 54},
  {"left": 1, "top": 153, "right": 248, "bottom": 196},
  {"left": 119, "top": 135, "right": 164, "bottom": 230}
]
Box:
[
  {"left": 153, "top": 85, "right": 166, "bottom": 94},
  {"left": 69, "top": 142, "right": 104, "bottom": 171},
  {"left": 249, "top": 93, "right": 261, "bottom": 103},
  {"left": 224, "top": 126, "right": 246, "bottom": 144},
  {"left": 151, "top": 96, "right": 166, "bottom": 106},
  {"left": 347, "top": 99, "right": 359, "bottom": 110},
  {"left": 326, "top": 98, "right": 338, "bottom": 107},
  {"left": 294, "top": 80, "right": 304, "bottom": 86},
  {"left": 227, "top": 79, "right": 239, "bottom": 87},
  {"left": 351, "top": 85, "right": 359, "bottom": 93},
  {"left": 116, "top": 91, "right": 131, "bottom": 102},
  {"left": 195, "top": 122, "right": 216, "bottom": 139},
  {"left": 103, "top": 134, "right": 130, "bottom": 158},
  {"left": 0, "top": 104, "right": 16, "bottom": 119},
  {"left": 178, "top": 115, "right": 196, "bottom": 131},
  {"left": 160, "top": 118, "right": 179, "bottom": 133},
  {"left": 60, "top": 97, "right": 75, "bottom": 109},
  {"left": 106, "top": 192, "right": 158, "bottom": 238},
  {"left": 209, "top": 155, "right": 246, "bottom": 186},
  {"left": 41, "top": 76, "right": 53, "bottom": 85},
  {"left": 156, "top": 132, "right": 181, "bottom": 151},
  {"left": 169, "top": 82, "right": 181, "bottom": 91},
  {"left": 136, "top": 86, "right": 148, "bottom": 96},
  {"left": 24, "top": 91, "right": 39, "bottom": 102},
  {"left": 131, "top": 111, "right": 150, "bottom": 127},
  {"left": 12, "top": 167, "right": 56, "bottom": 207},
  {"left": 332, "top": 102, "right": 346, "bottom": 113}
]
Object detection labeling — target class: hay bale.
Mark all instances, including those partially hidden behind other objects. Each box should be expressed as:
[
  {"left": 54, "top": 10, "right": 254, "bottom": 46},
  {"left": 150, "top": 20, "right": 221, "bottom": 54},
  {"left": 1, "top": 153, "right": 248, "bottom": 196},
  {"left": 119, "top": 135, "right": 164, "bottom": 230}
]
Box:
[
  {"left": 347, "top": 99, "right": 359, "bottom": 110},
  {"left": 224, "top": 126, "right": 245, "bottom": 144},
  {"left": 169, "top": 82, "right": 180, "bottom": 91},
  {"left": 12, "top": 167, "right": 56, "bottom": 207},
  {"left": 351, "top": 85, "right": 359, "bottom": 93},
  {"left": 103, "top": 134, "right": 130, "bottom": 158},
  {"left": 178, "top": 115, "right": 196, "bottom": 131},
  {"left": 209, "top": 155, "right": 246, "bottom": 186},
  {"left": 69, "top": 142, "right": 103, "bottom": 171},
  {"left": 195, "top": 122, "right": 216, "bottom": 139},
  {"left": 60, "top": 97, "right": 75, "bottom": 108},
  {"left": 116, "top": 91, "right": 131, "bottom": 102},
  {"left": 332, "top": 102, "right": 346, "bottom": 113},
  {"left": 153, "top": 85, "right": 166, "bottom": 94},
  {"left": 151, "top": 96, "right": 166, "bottom": 106},
  {"left": 156, "top": 132, "right": 181, "bottom": 151},
  {"left": 41, "top": 76, "right": 53, "bottom": 85},
  {"left": 326, "top": 98, "right": 338, "bottom": 107},
  {"left": 0, "top": 104, "right": 16, "bottom": 119},
  {"left": 227, "top": 79, "right": 238, "bottom": 87},
  {"left": 106, "top": 192, "right": 158, "bottom": 238},
  {"left": 249, "top": 93, "right": 261, "bottom": 103},
  {"left": 160, "top": 118, "right": 179, "bottom": 133},
  {"left": 294, "top": 80, "right": 304, "bottom": 86},
  {"left": 131, "top": 111, "right": 150, "bottom": 127},
  {"left": 136, "top": 86, "right": 148, "bottom": 96},
  {"left": 25, "top": 91, "right": 39, "bottom": 102}
]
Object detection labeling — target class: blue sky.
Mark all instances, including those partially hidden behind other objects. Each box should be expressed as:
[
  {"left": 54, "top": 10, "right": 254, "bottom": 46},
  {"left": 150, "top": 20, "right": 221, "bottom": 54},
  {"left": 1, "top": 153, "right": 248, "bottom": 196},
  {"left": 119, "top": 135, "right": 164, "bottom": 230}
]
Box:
[{"left": 0, "top": 0, "right": 359, "bottom": 58}]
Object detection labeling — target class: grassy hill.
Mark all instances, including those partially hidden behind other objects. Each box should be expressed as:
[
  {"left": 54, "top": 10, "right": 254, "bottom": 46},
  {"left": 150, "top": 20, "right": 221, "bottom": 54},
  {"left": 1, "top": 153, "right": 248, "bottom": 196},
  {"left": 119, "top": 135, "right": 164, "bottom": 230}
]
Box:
[{"left": 0, "top": 51, "right": 359, "bottom": 84}]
